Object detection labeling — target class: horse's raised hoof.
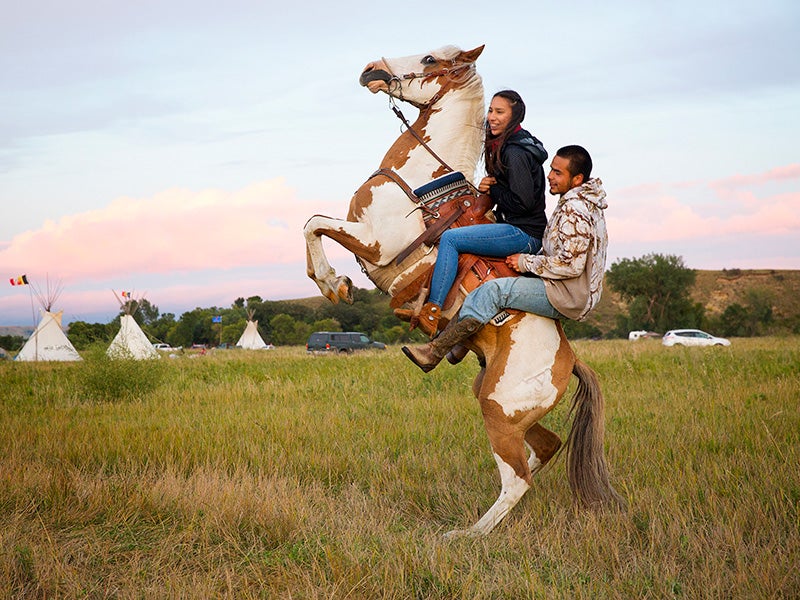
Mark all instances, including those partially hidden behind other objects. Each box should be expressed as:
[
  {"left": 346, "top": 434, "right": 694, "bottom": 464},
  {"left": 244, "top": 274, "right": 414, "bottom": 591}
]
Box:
[{"left": 337, "top": 276, "right": 354, "bottom": 304}]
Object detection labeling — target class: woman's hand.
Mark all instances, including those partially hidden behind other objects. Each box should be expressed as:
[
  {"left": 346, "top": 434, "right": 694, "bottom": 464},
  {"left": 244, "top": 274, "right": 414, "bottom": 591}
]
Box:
[{"left": 478, "top": 176, "right": 496, "bottom": 193}]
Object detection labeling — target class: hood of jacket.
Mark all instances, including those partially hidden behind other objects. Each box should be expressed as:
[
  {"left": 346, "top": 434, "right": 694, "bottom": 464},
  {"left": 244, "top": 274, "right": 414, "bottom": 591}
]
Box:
[
  {"left": 560, "top": 177, "right": 607, "bottom": 210},
  {"left": 504, "top": 128, "right": 548, "bottom": 165}
]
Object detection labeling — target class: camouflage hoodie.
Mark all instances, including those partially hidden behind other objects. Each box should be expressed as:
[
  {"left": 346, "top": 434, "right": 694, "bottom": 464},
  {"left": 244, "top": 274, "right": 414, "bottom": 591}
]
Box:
[{"left": 516, "top": 178, "right": 608, "bottom": 320}]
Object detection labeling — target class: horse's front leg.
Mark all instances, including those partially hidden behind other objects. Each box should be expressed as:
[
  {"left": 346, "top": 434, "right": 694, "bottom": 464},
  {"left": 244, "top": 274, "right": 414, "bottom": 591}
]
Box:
[{"left": 303, "top": 214, "right": 382, "bottom": 304}]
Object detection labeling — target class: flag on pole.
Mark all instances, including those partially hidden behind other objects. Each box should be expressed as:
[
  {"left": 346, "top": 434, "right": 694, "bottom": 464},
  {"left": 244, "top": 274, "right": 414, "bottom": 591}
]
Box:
[
  {"left": 9, "top": 274, "right": 29, "bottom": 286},
  {"left": 121, "top": 291, "right": 131, "bottom": 299},
  {"left": 212, "top": 315, "right": 222, "bottom": 323}
]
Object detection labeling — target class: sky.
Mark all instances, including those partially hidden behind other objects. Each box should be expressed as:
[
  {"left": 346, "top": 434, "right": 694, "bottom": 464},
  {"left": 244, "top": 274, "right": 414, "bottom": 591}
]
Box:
[{"left": 1, "top": 0, "right": 799, "bottom": 326}]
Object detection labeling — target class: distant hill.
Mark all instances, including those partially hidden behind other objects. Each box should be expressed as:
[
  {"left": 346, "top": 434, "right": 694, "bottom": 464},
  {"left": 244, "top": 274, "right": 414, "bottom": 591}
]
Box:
[
  {"left": 294, "top": 269, "right": 800, "bottom": 336},
  {"left": 0, "top": 325, "right": 35, "bottom": 338},
  {"left": 585, "top": 269, "right": 800, "bottom": 334},
  {"left": 3, "top": 270, "right": 797, "bottom": 339}
]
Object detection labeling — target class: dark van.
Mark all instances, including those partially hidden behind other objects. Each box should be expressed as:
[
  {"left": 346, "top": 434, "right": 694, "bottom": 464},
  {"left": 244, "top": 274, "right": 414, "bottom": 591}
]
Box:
[{"left": 306, "top": 332, "right": 386, "bottom": 353}]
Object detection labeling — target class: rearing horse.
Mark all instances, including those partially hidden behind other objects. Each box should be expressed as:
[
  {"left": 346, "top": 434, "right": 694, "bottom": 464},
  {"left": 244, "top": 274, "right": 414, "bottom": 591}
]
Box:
[{"left": 303, "top": 45, "right": 623, "bottom": 537}]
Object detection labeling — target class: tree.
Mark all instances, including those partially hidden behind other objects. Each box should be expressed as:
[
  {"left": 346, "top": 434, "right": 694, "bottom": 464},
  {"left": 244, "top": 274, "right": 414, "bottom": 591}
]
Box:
[
  {"left": 270, "top": 314, "right": 311, "bottom": 345},
  {"left": 606, "top": 253, "right": 699, "bottom": 333},
  {"left": 714, "top": 288, "right": 775, "bottom": 337},
  {"left": 66, "top": 321, "right": 112, "bottom": 350}
]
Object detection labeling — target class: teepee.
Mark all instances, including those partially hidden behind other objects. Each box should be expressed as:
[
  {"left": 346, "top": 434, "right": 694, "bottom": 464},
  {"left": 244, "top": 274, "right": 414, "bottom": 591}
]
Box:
[
  {"left": 16, "top": 309, "right": 82, "bottom": 362},
  {"left": 106, "top": 291, "right": 160, "bottom": 360},
  {"left": 236, "top": 310, "right": 269, "bottom": 349},
  {"left": 14, "top": 277, "right": 82, "bottom": 362}
]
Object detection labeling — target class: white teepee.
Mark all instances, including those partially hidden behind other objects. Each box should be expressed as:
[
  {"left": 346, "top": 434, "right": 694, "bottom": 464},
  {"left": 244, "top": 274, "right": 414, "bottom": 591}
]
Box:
[
  {"left": 14, "top": 276, "right": 82, "bottom": 362},
  {"left": 236, "top": 311, "right": 269, "bottom": 349},
  {"left": 107, "top": 314, "right": 160, "bottom": 360},
  {"left": 106, "top": 290, "right": 160, "bottom": 360},
  {"left": 15, "top": 309, "right": 82, "bottom": 362}
]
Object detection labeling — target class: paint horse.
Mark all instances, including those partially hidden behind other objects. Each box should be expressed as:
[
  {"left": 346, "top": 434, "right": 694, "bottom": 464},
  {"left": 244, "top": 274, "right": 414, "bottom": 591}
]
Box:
[{"left": 303, "top": 45, "right": 624, "bottom": 537}]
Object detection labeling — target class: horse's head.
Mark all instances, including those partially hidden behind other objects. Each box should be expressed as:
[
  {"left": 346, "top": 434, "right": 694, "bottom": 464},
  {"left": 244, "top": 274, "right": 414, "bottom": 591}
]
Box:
[{"left": 360, "top": 45, "right": 484, "bottom": 108}]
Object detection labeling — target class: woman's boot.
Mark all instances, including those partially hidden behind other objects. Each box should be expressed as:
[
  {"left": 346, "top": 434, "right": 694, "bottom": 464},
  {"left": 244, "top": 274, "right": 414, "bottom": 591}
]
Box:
[
  {"left": 402, "top": 317, "right": 482, "bottom": 372},
  {"left": 394, "top": 302, "right": 441, "bottom": 338}
]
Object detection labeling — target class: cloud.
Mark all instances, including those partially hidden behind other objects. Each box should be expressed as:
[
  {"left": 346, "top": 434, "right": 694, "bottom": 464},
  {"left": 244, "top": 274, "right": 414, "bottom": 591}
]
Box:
[
  {"left": 0, "top": 178, "right": 357, "bottom": 281},
  {"left": 607, "top": 164, "right": 800, "bottom": 245},
  {"left": 711, "top": 163, "right": 800, "bottom": 188}
]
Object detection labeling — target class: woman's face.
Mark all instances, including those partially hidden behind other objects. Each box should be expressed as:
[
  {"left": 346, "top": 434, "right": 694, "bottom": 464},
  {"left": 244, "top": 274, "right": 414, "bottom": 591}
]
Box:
[{"left": 487, "top": 95, "right": 514, "bottom": 136}]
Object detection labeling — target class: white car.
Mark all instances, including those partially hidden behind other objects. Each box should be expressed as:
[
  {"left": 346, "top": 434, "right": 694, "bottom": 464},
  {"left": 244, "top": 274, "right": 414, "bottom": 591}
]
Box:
[
  {"left": 662, "top": 329, "right": 730, "bottom": 347},
  {"left": 153, "top": 343, "right": 176, "bottom": 351}
]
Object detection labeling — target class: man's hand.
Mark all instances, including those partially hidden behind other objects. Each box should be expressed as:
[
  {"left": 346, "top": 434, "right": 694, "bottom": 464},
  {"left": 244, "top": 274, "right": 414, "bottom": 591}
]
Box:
[
  {"left": 478, "top": 176, "right": 496, "bottom": 193},
  {"left": 506, "top": 253, "right": 523, "bottom": 272}
]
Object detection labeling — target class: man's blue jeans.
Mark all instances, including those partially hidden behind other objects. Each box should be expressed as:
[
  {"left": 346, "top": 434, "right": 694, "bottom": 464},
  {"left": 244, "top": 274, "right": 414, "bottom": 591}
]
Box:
[
  {"left": 428, "top": 223, "right": 542, "bottom": 307},
  {"left": 459, "top": 276, "right": 563, "bottom": 323}
]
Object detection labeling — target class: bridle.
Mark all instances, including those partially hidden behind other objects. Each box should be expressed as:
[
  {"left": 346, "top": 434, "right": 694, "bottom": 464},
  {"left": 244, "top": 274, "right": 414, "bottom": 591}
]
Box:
[
  {"left": 380, "top": 57, "right": 478, "bottom": 178},
  {"left": 380, "top": 57, "right": 474, "bottom": 109}
]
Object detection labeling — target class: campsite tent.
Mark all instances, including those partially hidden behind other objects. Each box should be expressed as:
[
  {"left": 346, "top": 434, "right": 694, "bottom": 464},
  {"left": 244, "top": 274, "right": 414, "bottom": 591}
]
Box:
[
  {"left": 236, "top": 317, "right": 270, "bottom": 350},
  {"left": 15, "top": 310, "right": 82, "bottom": 362},
  {"left": 107, "top": 314, "right": 160, "bottom": 360}
]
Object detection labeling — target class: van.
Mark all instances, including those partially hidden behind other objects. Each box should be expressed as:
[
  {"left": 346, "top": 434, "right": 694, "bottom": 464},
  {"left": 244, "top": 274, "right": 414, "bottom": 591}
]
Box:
[{"left": 306, "top": 331, "right": 386, "bottom": 353}]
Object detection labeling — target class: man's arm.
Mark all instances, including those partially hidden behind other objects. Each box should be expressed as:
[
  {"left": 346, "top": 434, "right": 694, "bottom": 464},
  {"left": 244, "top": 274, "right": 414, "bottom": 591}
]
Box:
[{"left": 508, "top": 203, "right": 594, "bottom": 279}]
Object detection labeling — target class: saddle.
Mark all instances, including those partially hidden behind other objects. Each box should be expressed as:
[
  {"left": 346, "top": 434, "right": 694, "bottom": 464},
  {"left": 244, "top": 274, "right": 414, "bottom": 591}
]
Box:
[{"left": 389, "top": 171, "right": 521, "bottom": 323}]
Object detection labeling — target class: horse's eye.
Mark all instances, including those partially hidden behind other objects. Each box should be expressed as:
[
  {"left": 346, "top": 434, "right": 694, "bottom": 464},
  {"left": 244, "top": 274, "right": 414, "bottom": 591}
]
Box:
[{"left": 422, "top": 55, "right": 437, "bottom": 66}]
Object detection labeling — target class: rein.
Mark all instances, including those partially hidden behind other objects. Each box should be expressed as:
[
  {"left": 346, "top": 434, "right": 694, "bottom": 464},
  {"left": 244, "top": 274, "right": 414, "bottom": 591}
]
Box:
[
  {"left": 389, "top": 98, "right": 455, "bottom": 176},
  {"left": 381, "top": 58, "right": 479, "bottom": 181}
]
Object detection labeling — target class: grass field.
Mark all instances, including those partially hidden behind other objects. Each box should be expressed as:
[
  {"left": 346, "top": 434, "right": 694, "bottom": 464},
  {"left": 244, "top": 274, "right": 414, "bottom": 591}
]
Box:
[{"left": 1, "top": 338, "right": 798, "bottom": 598}]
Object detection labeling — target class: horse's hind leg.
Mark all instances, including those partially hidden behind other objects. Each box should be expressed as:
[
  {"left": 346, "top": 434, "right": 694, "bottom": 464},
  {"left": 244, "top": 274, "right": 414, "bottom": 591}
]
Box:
[
  {"left": 525, "top": 423, "right": 562, "bottom": 476},
  {"left": 446, "top": 402, "right": 533, "bottom": 538}
]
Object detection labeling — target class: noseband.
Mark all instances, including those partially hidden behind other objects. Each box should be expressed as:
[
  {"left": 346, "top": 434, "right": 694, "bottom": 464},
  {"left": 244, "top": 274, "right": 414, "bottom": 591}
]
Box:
[
  {"left": 373, "top": 57, "right": 478, "bottom": 175},
  {"left": 380, "top": 58, "right": 474, "bottom": 109}
]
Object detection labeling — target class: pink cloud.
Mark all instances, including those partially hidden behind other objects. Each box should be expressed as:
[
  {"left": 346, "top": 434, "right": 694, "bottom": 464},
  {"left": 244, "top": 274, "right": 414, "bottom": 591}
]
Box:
[
  {"left": 711, "top": 163, "right": 800, "bottom": 188},
  {"left": 0, "top": 178, "right": 356, "bottom": 282},
  {"left": 608, "top": 172, "right": 800, "bottom": 244}
]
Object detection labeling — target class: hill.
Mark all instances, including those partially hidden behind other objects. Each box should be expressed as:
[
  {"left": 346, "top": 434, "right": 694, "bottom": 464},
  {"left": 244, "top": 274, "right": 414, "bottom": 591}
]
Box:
[
  {"left": 294, "top": 269, "right": 800, "bottom": 336},
  {"left": 583, "top": 268, "right": 800, "bottom": 334}
]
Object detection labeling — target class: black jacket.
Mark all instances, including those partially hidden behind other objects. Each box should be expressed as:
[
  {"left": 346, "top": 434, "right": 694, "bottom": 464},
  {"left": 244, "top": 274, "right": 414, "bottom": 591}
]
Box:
[{"left": 490, "top": 128, "right": 548, "bottom": 239}]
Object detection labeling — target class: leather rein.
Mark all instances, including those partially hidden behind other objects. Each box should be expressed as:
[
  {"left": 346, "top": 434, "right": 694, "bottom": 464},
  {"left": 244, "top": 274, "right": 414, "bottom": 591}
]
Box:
[{"left": 380, "top": 59, "right": 478, "bottom": 177}]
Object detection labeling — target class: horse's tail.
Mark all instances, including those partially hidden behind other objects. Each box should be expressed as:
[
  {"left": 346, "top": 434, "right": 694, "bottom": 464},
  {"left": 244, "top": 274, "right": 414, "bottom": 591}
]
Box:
[{"left": 565, "top": 359, "right": 626, "bottom": 510}]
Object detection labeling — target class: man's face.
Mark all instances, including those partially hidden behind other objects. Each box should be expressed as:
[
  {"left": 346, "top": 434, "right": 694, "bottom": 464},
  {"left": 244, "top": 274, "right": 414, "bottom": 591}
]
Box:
[{"left": 547, "top": 155, "right": 581, "bottom": 195}]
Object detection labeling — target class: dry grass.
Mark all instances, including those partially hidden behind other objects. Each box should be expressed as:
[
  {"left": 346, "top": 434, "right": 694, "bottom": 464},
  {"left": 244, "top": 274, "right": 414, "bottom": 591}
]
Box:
[{"left": 1, "top": 339, "right": 798, "bottom": 598}]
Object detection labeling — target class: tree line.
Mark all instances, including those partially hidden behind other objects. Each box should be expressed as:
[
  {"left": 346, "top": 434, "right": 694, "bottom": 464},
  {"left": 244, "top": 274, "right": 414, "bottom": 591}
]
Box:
[{"left": 2, "top": 253, "right": 792, "bottom": 353}]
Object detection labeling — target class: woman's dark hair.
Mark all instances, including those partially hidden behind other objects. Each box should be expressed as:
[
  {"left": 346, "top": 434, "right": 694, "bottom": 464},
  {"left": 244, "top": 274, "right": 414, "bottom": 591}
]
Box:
[
  {"left": 484, "top": 90, "right": 526, "bottom": 177},
  {"left": 556, "top": 145, "right": 593, "bottom": 181}
]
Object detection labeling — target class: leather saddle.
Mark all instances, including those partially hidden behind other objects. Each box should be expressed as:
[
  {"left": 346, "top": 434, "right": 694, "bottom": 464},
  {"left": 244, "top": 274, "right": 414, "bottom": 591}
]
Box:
[{"left": 389, "top": 173, "right": 520, "bottom": 322}]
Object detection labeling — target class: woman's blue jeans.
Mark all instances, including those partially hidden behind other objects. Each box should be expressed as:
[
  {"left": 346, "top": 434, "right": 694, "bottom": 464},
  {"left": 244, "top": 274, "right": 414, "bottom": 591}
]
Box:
[
  {"left": 428, "top": 223, "right": 542, "bottom": 307},
  {"left": 459, "top": 276, "right": 564, "bottom": 323}
]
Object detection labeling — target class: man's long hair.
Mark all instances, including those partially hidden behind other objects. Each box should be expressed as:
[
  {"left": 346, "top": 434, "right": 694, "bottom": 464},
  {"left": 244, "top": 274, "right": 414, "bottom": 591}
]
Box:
[{"left": 484, "top": 90, "right": 526, "bottom": 177}]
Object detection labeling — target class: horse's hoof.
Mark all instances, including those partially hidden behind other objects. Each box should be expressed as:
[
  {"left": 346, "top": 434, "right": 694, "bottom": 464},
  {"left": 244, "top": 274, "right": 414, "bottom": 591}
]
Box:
[{"left": 337, "top": 276, "right": 354, "bottom": 304}]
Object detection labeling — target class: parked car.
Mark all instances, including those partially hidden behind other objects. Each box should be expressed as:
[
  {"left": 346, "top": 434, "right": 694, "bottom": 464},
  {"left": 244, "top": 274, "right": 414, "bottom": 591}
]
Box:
[
  {"left": 306, "top": 331, "right": 386, "bottom": 353},
  {"left": 628, "top": 330, "right": 660, "bottom": 341},
  {"left": 152, "top": 343, "right": 176, "bottom": 351},
  {"left": 662, "top": 329, "right": 730, "bottom": 347}
]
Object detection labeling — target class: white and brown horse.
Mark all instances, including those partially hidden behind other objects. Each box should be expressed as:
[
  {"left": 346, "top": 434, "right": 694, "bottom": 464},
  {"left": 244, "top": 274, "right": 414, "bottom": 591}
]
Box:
[{"left": 303, "top": 45, "right": 623, "bottom": 537}]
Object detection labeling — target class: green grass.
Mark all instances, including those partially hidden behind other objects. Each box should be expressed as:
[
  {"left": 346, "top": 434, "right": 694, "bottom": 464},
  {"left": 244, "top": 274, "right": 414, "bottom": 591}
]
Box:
[{"left": 1, "top": 339, "right": 798, "bottom": 598}]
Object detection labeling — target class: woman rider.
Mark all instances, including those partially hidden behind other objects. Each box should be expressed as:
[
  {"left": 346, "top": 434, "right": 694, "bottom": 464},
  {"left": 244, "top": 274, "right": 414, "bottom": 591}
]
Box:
[{"left": 398, "top": 89, "right": 548, "bottom": 336}]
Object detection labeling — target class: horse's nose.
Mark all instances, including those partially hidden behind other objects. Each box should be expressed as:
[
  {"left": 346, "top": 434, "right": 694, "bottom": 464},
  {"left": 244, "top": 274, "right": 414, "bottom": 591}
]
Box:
[{"left": 360, "top": 61, "right": 391, "bottom": 87}]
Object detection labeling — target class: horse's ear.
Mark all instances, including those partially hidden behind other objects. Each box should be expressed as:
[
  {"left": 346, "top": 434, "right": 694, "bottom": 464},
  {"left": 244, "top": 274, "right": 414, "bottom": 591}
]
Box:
[{"left": 460, "top": 45, "right": 485, "bottom": 63}]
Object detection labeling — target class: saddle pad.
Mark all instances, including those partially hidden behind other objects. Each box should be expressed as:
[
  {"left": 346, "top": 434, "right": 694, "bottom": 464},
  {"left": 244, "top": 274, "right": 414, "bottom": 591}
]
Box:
[
  {"left": 413, "top": 172, "right": 474, "bottom": 225},
  {"left": 413, "top": 171, "right": 468, "bottom": 199}
]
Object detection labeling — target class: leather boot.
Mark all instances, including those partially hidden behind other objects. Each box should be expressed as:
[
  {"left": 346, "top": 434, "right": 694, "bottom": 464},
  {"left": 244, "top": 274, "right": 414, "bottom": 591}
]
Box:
[
  {"left": 394, "top": 302, "right": 441, "bottom": 337},
  {"left": 393, "top": 307, "right": 414, "bottom": 322},
  {"left": 446, "top": 344, "right": 470, "bottom": 365},
  {"left": 414, "top": 302, "right": 441, "bottom": 337},
  {"left": 402, "top": 317, "right": 482, "bottom": 373}
]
